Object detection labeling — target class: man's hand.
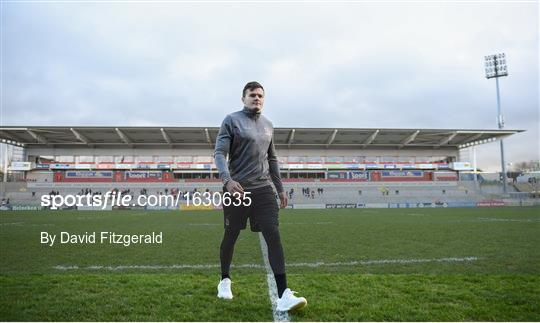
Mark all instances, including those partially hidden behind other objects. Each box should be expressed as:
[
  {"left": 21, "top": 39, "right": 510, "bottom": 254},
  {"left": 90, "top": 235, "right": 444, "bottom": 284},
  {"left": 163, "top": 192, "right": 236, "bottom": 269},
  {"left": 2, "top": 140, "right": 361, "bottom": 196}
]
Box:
[
  {"left": 225, "top": 180, "right": 244, "bottom": 195},
  {"left": 278, "top": 191, "right": 288, "bottom": 209}
]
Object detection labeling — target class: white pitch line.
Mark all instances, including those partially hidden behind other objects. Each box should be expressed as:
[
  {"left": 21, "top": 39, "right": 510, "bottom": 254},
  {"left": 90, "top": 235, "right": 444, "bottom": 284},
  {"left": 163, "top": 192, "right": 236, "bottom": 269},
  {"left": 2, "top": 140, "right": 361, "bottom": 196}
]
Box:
[
  {"left": 0, "top": 222, "right": 24, "bottom": 226},
  {"left": 477, "top": 217, "right": 540, "bottom": 223},
  {"left": 188, "top": 223, "right": 221, "bottom": 226},
  {"left": 258, "top": 232, "right": 289, "bottom": 322},
  {"left": 53, "top": 256, "right": 480, "bottom": 271},
  {"left": 286, "top": 256, "right": 479, "bottom": 267},
  {"left": 54, "top": 263, "right": 250, "bottom": 270},
  {"left": 282, "top": 222, "right": 333, "bottom": 225},
  {"left": 0, "top": 222, "right": 54, "bottom": 226}
]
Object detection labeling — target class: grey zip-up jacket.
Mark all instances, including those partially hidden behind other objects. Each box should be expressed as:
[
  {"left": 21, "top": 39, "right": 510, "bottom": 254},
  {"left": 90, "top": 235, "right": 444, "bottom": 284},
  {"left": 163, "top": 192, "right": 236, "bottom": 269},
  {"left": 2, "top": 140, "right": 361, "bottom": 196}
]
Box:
[{"left": 214, "top": 107, "right": 284, "bottom": 193}]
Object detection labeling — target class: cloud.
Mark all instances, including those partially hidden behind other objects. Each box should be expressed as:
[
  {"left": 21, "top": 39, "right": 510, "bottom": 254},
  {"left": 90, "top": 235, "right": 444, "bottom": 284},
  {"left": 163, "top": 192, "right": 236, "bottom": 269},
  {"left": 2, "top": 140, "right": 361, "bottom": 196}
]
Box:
[{"left": 1, "top": 2, "right": 538, "bottom": 171}]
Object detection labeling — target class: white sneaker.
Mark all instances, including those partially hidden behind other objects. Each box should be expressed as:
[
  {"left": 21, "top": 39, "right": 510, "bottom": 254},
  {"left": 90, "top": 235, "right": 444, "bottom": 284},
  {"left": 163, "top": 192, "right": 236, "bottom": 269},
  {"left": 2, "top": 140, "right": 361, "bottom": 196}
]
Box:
[
  {"left": 276, "top": 288, "right": 307, "bottom": 312},
  {"left": 217, "top": 278, "right": 233, "bottom": 300}
]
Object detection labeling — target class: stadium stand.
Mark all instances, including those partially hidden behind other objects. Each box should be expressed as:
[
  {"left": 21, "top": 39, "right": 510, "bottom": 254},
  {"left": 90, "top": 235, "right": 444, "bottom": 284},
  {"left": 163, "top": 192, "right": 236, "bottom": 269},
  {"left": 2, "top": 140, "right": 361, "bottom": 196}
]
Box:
[{"left": 1, "top": 126, "right": 536, "bottom": 209}]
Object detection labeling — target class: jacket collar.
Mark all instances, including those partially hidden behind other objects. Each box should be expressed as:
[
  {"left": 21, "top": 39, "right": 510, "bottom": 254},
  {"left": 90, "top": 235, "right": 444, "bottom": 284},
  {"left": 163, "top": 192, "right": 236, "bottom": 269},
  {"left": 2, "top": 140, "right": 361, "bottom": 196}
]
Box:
[{"left": 242, "top": 106, "right": 261, "bottom": 119}]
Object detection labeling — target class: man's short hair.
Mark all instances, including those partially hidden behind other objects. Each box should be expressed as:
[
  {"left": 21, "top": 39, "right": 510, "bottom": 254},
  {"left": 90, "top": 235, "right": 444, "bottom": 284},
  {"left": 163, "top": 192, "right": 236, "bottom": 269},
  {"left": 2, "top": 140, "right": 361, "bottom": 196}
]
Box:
[{"left": 242, "top": 81, "right": 264, "bottom": 98}]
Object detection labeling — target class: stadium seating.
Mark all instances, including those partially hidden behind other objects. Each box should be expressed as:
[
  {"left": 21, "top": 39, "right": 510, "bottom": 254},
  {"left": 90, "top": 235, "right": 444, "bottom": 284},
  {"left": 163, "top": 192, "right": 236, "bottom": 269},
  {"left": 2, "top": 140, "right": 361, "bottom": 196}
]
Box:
[{"left": 2, "top": 180, "right": 525, "bottom": 208}]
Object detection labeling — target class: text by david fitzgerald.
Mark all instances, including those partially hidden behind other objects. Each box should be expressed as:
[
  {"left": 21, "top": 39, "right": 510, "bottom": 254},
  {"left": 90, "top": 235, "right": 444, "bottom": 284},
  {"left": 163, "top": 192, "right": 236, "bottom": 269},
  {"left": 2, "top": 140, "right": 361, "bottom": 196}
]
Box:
[{"left": 41, "top": 232, "right": 163, "bottom": 247}]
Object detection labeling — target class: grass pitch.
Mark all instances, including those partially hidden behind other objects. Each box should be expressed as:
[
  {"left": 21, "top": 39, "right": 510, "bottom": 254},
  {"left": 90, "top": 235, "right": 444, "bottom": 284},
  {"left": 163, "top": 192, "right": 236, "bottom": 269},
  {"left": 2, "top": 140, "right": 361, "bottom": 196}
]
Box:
[{"left": 1, "top": 207, "right": 539, "bottom": 321}]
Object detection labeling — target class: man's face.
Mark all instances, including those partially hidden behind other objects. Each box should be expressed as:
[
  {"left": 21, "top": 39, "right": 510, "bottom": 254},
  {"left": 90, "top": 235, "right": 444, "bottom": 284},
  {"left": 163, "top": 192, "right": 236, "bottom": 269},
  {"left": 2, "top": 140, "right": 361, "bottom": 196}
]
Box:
[{"left": 242, "top": 87, "right": 265, "bottom": 112}]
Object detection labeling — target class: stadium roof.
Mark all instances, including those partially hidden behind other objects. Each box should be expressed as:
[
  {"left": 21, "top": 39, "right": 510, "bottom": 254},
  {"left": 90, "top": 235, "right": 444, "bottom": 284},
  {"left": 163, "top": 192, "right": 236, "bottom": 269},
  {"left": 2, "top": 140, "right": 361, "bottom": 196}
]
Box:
[{"left": 0, "top": 126, "right": 523, "bottom": 150}]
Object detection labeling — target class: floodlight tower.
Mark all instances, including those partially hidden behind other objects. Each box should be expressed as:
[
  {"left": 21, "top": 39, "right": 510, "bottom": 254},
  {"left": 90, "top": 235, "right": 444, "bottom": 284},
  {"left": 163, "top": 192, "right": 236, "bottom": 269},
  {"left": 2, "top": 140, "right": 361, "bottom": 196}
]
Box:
[{"left": 484, "top": 53, "right": 509, "bottom": 194}]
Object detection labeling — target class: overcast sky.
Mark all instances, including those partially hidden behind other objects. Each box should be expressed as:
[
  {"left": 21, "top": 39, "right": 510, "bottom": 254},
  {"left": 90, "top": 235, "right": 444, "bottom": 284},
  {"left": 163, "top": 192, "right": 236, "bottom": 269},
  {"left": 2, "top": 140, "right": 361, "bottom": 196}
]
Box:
[{"left": 1, "top": 1, "right": 538, "bottom": 171}]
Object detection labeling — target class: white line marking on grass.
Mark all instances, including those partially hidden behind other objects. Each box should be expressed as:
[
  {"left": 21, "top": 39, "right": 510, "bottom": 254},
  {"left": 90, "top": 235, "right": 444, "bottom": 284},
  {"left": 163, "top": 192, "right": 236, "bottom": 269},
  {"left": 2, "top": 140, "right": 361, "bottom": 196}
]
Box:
[
  {"left": 0, "top": 222, "right": 24, "bottom": 226},
  {"left": 282, "top": 222, "right": 333, "bottom": 225},
  {"left": 286, "top": 256, "right": 479, "bottom": 267},
  {"left": 53, "top": 256, "right": 480, "bottom": 271},
  {"left": 258, "top": 232, "right": 289, "bottom": 322},
  {"left": 54, "top": 263, "right": 263, "bottom": 270},
  {"left": 114, "top": 212, "right": 150, "bottom": 217},
  {"left": 477, "top": 217, "right": 540, "bottom": 223},
  {"left": 188, "top": 223, "right": 220, "bottom": 226}
]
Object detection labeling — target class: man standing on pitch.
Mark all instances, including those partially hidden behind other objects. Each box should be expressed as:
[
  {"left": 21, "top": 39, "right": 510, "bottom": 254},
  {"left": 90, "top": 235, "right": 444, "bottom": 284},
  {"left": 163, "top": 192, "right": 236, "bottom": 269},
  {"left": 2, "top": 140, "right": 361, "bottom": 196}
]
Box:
[{"left": 214, "top": 81, "right": 307, "bottom": 312}]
